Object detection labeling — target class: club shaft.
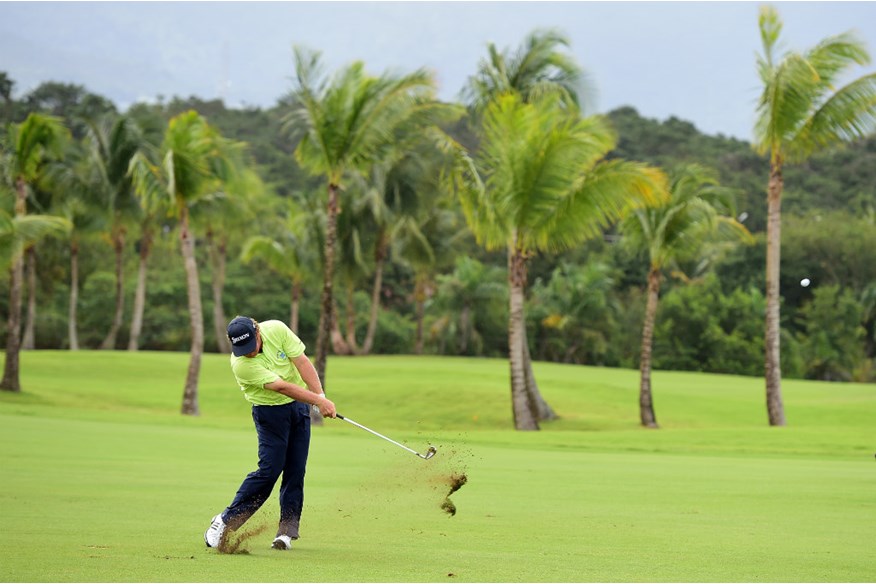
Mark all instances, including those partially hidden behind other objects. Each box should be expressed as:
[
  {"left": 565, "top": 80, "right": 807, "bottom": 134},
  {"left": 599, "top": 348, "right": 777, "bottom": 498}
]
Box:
[{"left": 337, "top": 414, "right": 422, "bottom": 457}]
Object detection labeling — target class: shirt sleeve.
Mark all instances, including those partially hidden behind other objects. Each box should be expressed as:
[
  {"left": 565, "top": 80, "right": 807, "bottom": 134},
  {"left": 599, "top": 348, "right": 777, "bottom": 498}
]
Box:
[
  {"left": 232, "top": 358, "right": 281, "bottom": 389},
  {"left": 282, "top": 326, "right": 306, "bottom": 359}
]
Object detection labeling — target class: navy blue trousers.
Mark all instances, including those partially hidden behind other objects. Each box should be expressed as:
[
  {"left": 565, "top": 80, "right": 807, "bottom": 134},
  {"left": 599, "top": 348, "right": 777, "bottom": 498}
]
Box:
[{"left": 221, "top": 401, "right": 311, "bottom": 539}]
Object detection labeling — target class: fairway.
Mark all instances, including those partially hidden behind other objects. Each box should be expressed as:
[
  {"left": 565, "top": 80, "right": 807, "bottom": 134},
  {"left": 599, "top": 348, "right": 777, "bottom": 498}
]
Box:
[{"left": 1, "top": 352, "right": 874, "bottom": 582}]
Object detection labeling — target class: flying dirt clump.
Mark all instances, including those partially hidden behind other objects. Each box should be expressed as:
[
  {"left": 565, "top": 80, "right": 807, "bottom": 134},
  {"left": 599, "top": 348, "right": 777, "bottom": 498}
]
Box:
[
  {"left": 441, "top": 472, "right": 468, "bottom": 516},
  {"left": 217, "top": 520, "right": 272, "bottom": 554}
]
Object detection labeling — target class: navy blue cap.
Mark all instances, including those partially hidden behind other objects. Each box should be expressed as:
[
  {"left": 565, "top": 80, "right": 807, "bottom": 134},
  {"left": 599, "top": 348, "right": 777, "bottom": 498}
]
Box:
[{"left": 227, "top": 316, "right": 258, "bottom": 356}]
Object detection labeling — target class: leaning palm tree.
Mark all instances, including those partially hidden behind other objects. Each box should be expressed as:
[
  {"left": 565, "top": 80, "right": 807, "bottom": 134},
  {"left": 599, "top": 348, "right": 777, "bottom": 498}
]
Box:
[
  {"left": 754, "top": 5, "right": 876, "bottom": 426},
  {"left": 129, "top": 110, "right": 244, "bottom": 415},
  {"left": 461, "top": 93, "right": 666, "bottom": 430},
  {"left": 287, "top": 46, "right": 450, "bottom": 387},
  {"left": 0, "top": 113, "right": 69, "bottom": 391},
  {"left": 620, "top": 164, "right": 751, "bottom": 428}
]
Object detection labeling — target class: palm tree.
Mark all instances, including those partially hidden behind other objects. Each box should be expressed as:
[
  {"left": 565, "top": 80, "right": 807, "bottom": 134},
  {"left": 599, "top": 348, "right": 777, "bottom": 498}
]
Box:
[
  {"left": 754, "top": 5, "right": 876, "bottom": 426},
  {"left": 195, "top": 169, "right": 263, "bottom": 353},
  {"left": 126, "top": 207, "right": 158, "bottom": 352},
  {"left": 393, "top": 166, "right": 469, "bottom": 355},
  {"left": 461, "top": 93, "right": 665, "bottom": 430},
  {"left": 402, "top": 213, "right": 467, "bottom": 355},
  {"left": 45, "top": 137, "right": 108, "bottom": 350},
  {"left": 0, "top": 113, "right": 69, "bottom": 391},
  {"left": 620, "top": 164, "right": 751, "bottom": 428},
  {"left": 463, "top": 28, "right": 592, "bottom": 422},
  {"left": 129, "top": 110, "right": 244, "bottom": 415},
  {"left": 331, "top": 190, "right": 373, "bottom": 356},
  {"left": 354, "top": 125, "right": 467, "bottom": 355},
  {"left": 81, "top": 115, "right": 146, "bottom": 350},
  {"left": 0, "top": 208, "right": 71, "bottom": 351},
  {"left": 463, "top": 29, "right": 588, "bottom": 114},
  {"left": 240, "top": 198, "right": 315, "bottom": 333},
  {"left": 287, "top": 46, "right": 448, "bottom": 386}
]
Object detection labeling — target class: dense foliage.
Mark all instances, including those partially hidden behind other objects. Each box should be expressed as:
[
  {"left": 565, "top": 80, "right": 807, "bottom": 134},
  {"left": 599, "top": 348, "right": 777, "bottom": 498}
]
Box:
[{"left": 1, "top": 74, "right": 874, "bottom": 383}]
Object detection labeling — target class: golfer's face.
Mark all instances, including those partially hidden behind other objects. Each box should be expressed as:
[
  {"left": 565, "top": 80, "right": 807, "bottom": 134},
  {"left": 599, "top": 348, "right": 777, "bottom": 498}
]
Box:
[{"left": 244, "top": 331, "right": 262, "bottom": 358}]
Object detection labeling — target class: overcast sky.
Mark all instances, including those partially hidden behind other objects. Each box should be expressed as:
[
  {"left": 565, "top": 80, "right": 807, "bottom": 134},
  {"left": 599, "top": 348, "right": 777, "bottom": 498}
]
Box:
[{"left": 2, "top": 1, "right": 876, "bottom": 141}]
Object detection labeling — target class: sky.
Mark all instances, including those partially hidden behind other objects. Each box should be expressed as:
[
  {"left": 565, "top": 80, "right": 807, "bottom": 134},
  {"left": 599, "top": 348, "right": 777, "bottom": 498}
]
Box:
[{"left": 2, "top": 1, "right": 876, "bottom": 141}]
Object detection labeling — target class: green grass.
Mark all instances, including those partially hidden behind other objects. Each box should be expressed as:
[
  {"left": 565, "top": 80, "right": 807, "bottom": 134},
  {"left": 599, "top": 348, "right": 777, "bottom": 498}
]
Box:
[{"left": 1, "top": 351, "right": 875, "bottom": 582}]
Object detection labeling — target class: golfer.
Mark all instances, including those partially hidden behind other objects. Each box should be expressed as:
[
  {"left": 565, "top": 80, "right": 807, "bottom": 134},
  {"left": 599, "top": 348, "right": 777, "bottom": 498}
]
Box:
[{"left": 204, "top": 316, "right": 336, "bottom": 551}]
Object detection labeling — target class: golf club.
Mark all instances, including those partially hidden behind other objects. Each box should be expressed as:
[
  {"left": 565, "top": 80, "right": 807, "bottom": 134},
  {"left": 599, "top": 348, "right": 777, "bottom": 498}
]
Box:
[{"left": 336, "top": 414, "right": 437, "bottom": 460}]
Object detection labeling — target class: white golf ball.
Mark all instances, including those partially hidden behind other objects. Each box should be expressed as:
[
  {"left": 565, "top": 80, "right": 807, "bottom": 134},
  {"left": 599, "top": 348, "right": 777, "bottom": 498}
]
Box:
[{"left": 801, "top": 278, "right": 811, "bottom": 287}]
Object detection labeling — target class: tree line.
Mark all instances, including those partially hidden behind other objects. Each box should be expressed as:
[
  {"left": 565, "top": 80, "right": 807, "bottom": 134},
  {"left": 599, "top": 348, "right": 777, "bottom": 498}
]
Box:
[{"left": 2, "top": 7, "right": 875, "bottom": 430}]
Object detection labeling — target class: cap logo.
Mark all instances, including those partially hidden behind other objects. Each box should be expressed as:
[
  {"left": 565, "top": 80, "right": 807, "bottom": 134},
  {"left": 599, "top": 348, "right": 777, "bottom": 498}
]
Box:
[{"left": 231, "top": 333, "right": 251, "bottom": 344}]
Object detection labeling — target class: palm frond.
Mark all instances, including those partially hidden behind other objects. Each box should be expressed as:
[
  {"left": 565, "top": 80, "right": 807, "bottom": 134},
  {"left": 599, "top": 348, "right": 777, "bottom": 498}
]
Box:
[
  {"left": 9, "top": 113, "right": 69, "bottom": 181},
  {"left": 619, "top": 164, "right": 750, "bottom": 272},
  {"left": 463, "top": 28, "right": 587, "bottom": 114},
  {"left": 240, "top": 235, "right": 293, "bottom": 276},
  {"left": 755, "top": 6, "right": 875, "bottom": 159},
  {"left": 128, "top": 151, "right": 169, "bottom": 216},
  {"left": 537, "top": 160, "right": 667, "bottom": 253},
  {"left": 13, "top": 214, "right": 71, "bottom": 244},
  {"left": 758, "top": 5, "right": 783, "bottom": 69},
  {"left": 790, "top": 73, "right": 876, "bottom": 159}
]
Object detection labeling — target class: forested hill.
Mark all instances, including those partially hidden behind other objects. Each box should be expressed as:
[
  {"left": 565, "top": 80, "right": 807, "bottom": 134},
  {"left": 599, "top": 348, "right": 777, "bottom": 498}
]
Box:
[
  {"left": 607, "top": 106, "right": 876, "bottom": 234},
  {"left": 117, "top": 94, "right": 876, "bottom": 235}
]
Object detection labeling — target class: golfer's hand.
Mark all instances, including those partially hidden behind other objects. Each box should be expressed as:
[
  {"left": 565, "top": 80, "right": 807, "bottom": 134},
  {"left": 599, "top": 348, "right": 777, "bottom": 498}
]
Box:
[{"left": 317, "top": 395, "right": 337, "bottom": 418}]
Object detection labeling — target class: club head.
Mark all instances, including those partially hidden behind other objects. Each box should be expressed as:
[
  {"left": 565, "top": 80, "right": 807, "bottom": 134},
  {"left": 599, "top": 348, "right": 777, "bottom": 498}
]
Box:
[{"left": 421, "top": 446, "right": 437, "bottom": 460}]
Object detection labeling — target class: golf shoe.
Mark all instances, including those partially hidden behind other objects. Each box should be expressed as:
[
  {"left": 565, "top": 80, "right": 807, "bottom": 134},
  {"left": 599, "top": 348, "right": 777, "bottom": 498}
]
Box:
[{"left": 204, "top": 514, "right": 226, "bottom": 548}]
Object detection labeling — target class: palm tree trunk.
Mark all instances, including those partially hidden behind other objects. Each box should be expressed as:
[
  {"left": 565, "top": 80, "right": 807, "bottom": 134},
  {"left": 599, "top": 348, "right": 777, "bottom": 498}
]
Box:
[
  {"left": 100, "top": 227, "right": 125, "bottom": 350},
  {"left": 459, "top": 305, "right": 471, "bottom": 354},
  {"left": 290, "top": 280, "right": 301, "bottom": 333},
  {"left": 765, "top": 157, "right": 786, "bottom": 426},
  {"left": 22, "top": 246, "right": 36, "bottom": 350},
  {"left": 344, "top": 284, "right": 363, "bottom": 355},
  {"left": 413, "top": 274, "right": 426, "bottom": 355},
  {"left": 523, "top": 331, "right": 557, "bottom": 421},
  {"left": 314, "top": 182, "right": 339, "bottom": 388},
  {"left": 362, "top": 231, "right": 387, "bottom": 355},
  {"left": 208, "top": 230, "right": 231, "bottom": 354},
  {"left": 639, "top": 266, "right": 661, "bottom": 428},
  {"left": 68, "top": 238, "right": 80, "bottom": 351},
  {"left": 127, "top": 225, "right": 152, "bottom": 351},
  {"left": 1, "top": 177, "right": 28, "bottom": 392},
  {"left": 508, "top": 244, "right": 539, "bottom": 431},
  {"left": 179, "top": 210, "right": 202, "bottom": 416},
  {"left": 330, "top": 301, "right": 353, "bottom": 355}
]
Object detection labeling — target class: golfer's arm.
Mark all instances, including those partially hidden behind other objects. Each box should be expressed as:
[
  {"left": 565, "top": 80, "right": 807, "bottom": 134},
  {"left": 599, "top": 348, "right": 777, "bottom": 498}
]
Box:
[
  {"left": 263, "top": 378, "right": 326, "bottom": 406},
  {"left": 290, "top": 353, "right": 324, "bottom": 396},
  {"left": 262, "top": 354, "right": 325, "bottom": 405}
]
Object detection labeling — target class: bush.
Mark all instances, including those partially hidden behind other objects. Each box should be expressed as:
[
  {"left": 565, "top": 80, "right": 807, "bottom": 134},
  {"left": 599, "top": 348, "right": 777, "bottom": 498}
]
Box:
[
  {"left": 654, "top": 274, "right": 766, "bottom": 376},
  {"left": 797, "top": 285, "right": 865, "bottom": 381}
]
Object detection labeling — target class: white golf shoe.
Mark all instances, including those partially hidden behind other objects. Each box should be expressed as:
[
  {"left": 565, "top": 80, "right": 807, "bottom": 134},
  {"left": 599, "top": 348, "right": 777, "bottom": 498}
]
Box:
[
  {"left": 204, "top": 514, "right": 226, "bottom": 548},
  {"left": 271, "top": 535, "right": 293, "bottom": 550}
]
